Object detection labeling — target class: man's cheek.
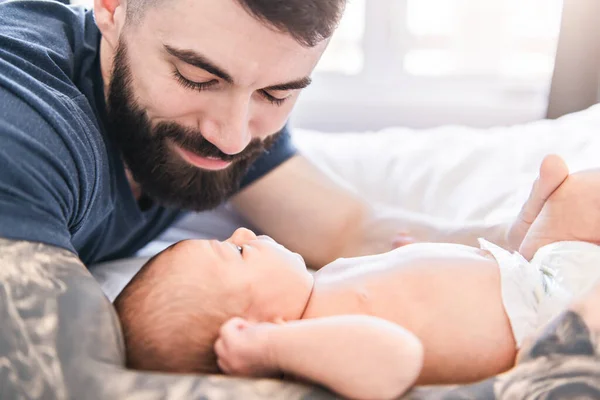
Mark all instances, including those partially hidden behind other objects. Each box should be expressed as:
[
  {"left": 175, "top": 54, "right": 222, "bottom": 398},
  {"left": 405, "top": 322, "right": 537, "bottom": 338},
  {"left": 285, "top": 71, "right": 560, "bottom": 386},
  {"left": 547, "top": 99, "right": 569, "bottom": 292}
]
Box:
[
  {"left": 252, "top": 108, "right": 294, "bottom": 139},
  {"left": 144, "top": 91, "right": 205, "bottom": 122},
  {"left": 133, "top": 69, "right": 200, "bottom": 121}
]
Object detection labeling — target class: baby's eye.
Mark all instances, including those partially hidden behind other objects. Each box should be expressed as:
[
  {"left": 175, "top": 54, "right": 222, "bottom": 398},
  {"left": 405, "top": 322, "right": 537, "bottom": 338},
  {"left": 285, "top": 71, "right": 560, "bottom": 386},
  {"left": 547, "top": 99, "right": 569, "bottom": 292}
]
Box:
[{"left": 236, "top": 245, "right": 243, "bottom": 255}]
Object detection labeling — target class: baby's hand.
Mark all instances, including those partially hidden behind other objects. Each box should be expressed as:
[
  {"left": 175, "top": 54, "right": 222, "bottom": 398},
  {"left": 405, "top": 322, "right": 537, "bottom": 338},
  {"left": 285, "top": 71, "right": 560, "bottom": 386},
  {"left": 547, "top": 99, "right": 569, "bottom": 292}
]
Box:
[{"left": 214, "top": 317, "right": 281, "bottom": 378}]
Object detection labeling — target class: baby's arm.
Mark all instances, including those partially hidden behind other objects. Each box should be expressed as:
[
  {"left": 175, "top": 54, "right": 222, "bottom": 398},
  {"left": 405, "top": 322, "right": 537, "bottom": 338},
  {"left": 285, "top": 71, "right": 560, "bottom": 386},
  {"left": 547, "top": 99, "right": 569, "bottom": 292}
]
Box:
[{"left": 215, "top": 315, "right": 423, "bottom": 400}]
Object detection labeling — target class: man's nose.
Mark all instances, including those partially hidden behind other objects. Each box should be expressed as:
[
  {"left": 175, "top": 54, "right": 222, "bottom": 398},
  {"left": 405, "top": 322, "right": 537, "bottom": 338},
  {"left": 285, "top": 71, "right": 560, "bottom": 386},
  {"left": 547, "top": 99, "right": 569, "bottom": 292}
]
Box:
[{"left": 200, "top": 95, "right": 252, "bottom": 155}]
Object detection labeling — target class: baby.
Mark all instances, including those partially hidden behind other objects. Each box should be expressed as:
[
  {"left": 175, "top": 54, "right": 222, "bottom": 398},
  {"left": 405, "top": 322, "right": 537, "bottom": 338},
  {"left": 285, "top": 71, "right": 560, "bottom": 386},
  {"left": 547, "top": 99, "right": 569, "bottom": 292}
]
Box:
[{"left": 114, "top": 155, "right": 600, "bottom": 400}]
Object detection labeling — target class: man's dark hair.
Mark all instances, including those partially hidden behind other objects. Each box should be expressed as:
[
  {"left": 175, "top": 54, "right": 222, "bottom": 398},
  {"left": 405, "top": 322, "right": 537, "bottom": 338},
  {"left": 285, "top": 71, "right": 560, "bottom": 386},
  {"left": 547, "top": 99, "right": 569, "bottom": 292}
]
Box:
[
  {"left": 234, "top": 0, "right": 346, "bottom": 46},
  {"left": 126, "top": 0, "right": 346, "bottom": 47}
]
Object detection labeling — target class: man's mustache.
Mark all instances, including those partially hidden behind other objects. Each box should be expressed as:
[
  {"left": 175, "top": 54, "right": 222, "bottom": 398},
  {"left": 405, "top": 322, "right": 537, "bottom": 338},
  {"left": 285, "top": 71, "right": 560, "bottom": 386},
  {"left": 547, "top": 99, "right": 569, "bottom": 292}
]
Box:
[{"left": 154, "top": 122, "right": 264, "bottom": 162}]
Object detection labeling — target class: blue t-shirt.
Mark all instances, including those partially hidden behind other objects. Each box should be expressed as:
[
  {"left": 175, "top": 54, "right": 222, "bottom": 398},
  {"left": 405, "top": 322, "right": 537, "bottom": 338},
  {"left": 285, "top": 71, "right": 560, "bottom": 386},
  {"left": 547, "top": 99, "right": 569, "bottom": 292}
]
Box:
[{"left": 0, "top": 1, "right": 296, "bottom": 265}]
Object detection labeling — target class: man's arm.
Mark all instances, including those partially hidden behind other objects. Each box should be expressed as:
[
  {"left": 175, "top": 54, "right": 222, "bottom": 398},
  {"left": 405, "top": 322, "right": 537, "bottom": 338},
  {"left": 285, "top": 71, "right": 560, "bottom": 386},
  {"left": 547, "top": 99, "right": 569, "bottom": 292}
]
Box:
[
  {"left": 364, "top": 205, "right": 511, "bottom": 250},
  {"left": 216, "top": 315, "right": 423, "bottom": 400},
  {"left": 232, "top": 156, "right": 511, "bottom": 269},
  {"left": 0, "top": 238, "right": 335, "bottom": 400},
  {"left": 232, "top": 156, "right": 373, "bottom": 268}
]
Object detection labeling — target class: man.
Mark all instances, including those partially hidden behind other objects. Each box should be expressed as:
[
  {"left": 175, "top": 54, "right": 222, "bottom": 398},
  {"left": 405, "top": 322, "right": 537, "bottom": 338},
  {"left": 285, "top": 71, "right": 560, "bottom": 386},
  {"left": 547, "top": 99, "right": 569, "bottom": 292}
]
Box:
[
  {"left": 0, "top": 0, "right": 434, "bottom": 397},
  {"left": 1, "top": 0, "right": 368, "bottom": 270}
]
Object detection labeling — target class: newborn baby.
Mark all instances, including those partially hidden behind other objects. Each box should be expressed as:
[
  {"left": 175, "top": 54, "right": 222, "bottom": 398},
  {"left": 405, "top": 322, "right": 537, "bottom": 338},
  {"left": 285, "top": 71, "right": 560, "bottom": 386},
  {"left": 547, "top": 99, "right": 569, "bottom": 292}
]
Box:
[{"left": 114, "top": 155, "right": 600, "bottom": 400}]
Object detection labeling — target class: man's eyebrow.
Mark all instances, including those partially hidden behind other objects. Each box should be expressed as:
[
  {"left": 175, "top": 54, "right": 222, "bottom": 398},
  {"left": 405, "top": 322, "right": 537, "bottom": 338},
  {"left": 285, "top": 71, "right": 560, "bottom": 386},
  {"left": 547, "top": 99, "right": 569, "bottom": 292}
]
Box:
[
  {"left": 264, "top": 77, "right": 312, "bottom": 92},
  {"left": 165, "top": 44, "right": 312, "bottom": 91},
  {"left": 164, "top": 44, "right": 234, "bottom": 84}
]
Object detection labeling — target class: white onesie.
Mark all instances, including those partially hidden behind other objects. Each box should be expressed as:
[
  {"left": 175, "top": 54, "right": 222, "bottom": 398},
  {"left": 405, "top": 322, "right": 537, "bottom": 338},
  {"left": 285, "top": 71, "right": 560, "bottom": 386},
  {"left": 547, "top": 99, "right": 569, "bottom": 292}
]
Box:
[{"left": 479, "top": 239, "right": 600, "bottom": 347}]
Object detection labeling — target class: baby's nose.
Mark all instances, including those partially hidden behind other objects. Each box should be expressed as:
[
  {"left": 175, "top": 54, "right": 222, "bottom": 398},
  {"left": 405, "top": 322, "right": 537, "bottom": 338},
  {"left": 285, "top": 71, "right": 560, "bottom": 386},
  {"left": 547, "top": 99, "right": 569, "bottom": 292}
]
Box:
[{"left": 228, "top": 227, "right": 257, "bottom": 245}]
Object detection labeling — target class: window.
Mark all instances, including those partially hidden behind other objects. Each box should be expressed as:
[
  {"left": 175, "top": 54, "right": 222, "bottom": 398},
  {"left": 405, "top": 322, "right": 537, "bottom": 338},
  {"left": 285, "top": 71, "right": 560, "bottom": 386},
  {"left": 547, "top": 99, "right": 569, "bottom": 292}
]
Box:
[
  {"left": 315, "top": 0, "right": 366, "bottom": 75},
  {"left": 402, "top": 0, "right": 563, "bottom": 80},
  {"left": 295, "top": 0, "right": 565, "bottom": 130},
  {"left": 317, "top": 0, "right": 562, "bottom": 81}
]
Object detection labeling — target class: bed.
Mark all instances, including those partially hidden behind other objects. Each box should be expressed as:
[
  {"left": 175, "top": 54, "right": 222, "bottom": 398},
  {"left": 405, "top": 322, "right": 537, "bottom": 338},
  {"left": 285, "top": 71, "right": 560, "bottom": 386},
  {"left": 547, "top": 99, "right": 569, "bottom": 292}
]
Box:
[{"left": 86, "top": 104, "right": 600, "bottom": 398}]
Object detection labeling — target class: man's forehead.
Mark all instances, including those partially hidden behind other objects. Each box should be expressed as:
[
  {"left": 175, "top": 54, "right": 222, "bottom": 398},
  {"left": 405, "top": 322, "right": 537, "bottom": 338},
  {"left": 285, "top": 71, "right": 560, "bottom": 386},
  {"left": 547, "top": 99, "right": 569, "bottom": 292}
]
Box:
[{"left": 137, "top": 0, "right": 327, "bottom": 86}]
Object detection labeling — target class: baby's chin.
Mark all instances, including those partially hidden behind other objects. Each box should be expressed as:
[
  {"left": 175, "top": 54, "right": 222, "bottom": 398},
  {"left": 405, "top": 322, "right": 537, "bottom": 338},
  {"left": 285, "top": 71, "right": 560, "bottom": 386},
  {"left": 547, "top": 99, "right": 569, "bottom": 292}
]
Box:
[
  {"left": 247, "top": 284, "right": 314, "bottom": 322},
  {"left": 274, "top": 278, "right": 314, "bottom": 321},
  {"left": 296, "top": 274, "right": 315, "bottom": 319}
]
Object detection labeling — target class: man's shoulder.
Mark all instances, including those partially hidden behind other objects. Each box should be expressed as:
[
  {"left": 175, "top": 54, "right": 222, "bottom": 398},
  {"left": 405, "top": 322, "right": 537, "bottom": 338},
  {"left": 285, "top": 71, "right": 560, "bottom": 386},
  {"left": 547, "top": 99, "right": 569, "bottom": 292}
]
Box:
[
  {"left": 0, "top": 0, "right": 94, "bottom": 98},
  {"left": 0, "top": 81, "right": 109, "bottom": 204},
  {"left": 0, "top": 0, "right": 88, "bottom": 50},
  {"left": 0, "top": 83, "right": 114, "bottom": 256},
  {"left": 0, "top": 1, "right": 106, "bottom": 180},
  {"left": 0, "top": 67, "right": 111, "bottom": 243}
]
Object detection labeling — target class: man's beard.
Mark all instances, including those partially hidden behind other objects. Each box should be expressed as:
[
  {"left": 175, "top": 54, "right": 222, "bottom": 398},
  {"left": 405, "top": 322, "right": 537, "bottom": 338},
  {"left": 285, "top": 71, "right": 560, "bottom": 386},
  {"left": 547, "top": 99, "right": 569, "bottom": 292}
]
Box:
[{"left": 105, "top": 41, "right": 280, "bottom": 211}]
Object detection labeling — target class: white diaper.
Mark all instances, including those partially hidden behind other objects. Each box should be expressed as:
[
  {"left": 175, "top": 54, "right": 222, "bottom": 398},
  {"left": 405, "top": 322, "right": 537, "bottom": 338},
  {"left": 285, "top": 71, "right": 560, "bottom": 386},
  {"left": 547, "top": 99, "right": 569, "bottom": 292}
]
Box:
[{"left": 478, "top": 238, "right": 600, "bottom": 348}]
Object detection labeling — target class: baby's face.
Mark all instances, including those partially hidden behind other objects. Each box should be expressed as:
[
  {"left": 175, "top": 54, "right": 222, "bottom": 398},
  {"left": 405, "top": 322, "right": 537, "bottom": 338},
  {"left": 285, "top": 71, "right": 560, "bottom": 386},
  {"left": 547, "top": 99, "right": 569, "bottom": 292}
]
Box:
[{"left": 183, "top": 228, "right": 314, "bottom": 322}]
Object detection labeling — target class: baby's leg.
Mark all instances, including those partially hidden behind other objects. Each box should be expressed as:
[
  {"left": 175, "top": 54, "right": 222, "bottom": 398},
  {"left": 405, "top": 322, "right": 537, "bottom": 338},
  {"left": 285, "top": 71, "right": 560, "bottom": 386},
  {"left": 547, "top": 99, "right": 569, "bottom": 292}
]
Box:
[{"left": 507, "top": 154, "right": 569, "bottom": 254}]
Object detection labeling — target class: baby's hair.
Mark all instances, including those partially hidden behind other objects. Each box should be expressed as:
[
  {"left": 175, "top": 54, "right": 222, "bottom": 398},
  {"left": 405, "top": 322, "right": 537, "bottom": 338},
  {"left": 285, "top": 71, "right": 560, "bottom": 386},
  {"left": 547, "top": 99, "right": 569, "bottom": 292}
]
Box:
[{"left": 114, "top": 251, "right": 240, "bottom": 374}]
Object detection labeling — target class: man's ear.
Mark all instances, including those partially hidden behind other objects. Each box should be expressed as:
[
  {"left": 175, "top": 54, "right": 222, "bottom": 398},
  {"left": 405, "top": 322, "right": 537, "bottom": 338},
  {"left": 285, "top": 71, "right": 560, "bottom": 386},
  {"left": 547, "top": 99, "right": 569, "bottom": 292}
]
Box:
[{"left": 94, "top": 0, "right": 127, "bottom": 48}]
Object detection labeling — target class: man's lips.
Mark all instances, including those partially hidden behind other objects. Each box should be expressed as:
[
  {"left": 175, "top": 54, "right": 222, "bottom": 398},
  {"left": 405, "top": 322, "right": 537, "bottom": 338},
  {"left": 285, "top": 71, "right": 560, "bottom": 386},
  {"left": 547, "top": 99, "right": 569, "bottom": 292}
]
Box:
[{"left": 173, "top": 144, "right": 232, "bottom": 171}]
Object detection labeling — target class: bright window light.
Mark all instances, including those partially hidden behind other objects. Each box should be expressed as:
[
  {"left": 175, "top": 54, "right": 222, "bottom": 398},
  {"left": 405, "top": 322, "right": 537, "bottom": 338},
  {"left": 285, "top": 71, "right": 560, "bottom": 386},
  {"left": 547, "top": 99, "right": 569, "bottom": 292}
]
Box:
[
  {"left": 314, "top": 0, "right": 366, "bottom": 75},
  {"left": 403, "top": 0, "right": 563, "bottom": 80},
  {"left": 406, "top": 0, "right": 458, "bottom": 36}
]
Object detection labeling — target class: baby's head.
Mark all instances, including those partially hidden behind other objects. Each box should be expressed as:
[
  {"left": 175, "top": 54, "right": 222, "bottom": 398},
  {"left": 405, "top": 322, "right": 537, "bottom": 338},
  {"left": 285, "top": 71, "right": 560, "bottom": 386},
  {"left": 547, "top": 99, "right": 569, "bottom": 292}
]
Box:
[{"left": 114, "top": 228, "right": 314, "bottom": 374}]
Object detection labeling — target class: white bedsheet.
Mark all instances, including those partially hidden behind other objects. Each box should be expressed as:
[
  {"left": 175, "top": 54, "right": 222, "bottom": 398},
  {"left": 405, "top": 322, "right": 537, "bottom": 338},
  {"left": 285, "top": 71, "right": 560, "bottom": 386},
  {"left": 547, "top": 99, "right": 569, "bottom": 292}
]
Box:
[{"left": 91, "top": 104, "right": 600, "bottom": 301}]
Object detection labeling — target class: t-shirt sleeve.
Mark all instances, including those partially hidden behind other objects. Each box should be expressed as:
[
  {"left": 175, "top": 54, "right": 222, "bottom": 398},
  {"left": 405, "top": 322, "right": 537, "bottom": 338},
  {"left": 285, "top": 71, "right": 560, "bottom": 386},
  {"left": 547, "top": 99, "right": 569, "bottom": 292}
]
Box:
[
  {"left": 239, "top": 124, "right": 298, "bottom": 189},
  {"left": 0, "top": 89, "right": 82, "bottom": 253}
]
